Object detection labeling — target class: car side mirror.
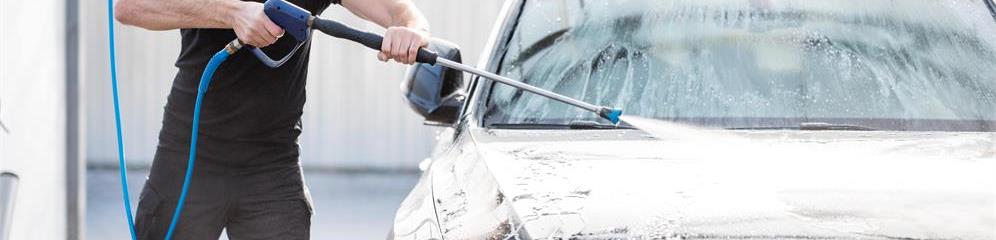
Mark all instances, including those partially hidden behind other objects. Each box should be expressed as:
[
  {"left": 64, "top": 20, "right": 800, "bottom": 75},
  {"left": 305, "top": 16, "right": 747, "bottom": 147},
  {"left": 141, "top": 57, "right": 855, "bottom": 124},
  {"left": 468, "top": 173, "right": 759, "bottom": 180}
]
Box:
[{"left": 402, "top": 39, "right": 466, "bottom": 127}]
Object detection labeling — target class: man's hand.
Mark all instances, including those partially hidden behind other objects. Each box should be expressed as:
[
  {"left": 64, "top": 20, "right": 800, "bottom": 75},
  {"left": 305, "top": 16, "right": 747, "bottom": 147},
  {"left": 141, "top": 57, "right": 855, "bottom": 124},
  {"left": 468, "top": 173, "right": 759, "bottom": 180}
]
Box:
[
  {"left": 338, "top": 0, "right": 430, "bottom": 64},
  {"left": 228, "top": 1, "right": 284, "bottom": 48},
  {"left": 378, "top": 27, "right": 430, "bottom": 64}
]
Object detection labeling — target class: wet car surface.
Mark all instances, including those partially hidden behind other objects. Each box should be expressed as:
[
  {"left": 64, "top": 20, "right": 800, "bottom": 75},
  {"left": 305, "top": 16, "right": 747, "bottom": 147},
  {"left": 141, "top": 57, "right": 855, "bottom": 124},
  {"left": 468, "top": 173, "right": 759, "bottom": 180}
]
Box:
[{"left": 389, "top": 0, "right": 996, "bottom": 239}]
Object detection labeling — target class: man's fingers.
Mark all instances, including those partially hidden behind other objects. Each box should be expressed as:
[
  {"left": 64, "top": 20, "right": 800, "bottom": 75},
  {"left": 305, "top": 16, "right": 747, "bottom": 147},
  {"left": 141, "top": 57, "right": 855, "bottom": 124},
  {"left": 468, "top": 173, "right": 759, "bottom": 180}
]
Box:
[
  {"left": 392, "top": 32, "right": 406, "bottom": 62},
  {"left": 399, "top": 33, "right": 412, "bottom": 64},
  {"left": 252, "top": 38, "right": 267, "bottom": 48},
  {"left": 262, "top": 18, "right": 284, "bottom": 40},
  {"left": 381, "top": 31, "right": 394, "bottom": 58},
  {"left": 241, "top": 33, "right": 256, "bottom": 47},
  {"left": 405, "top": 33, "right": 418, "bottom": 64},
  {"left": 377, "top": 27, "right": 430, "bottom": 64},
  {"left": 418, "top": 35, "right": 429, "bottom": 48},
  {"left": 234, "top": 30, "right": 251, "bottom": 46},
  {"left": 251, "top": 34, "right": 269, "bottom": 48},
  {"left": 241, "top": 27, "right": 266, "bottom": 47},
  {"left": 257, "top": 27, "right": 277, "bottom": 46},
  {"left": 407, "top": 39, "right": 419, "bottom": 64}
]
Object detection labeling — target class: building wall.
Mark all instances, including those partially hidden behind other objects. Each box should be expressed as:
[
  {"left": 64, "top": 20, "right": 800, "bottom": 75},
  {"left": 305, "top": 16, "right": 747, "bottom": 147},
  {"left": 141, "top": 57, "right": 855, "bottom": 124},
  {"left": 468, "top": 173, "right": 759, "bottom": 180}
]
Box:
[
  {"left": 0, "top": 0, "right": 68, "bottom": 239},
  {"left": 82, "top": 1, "right": 505, "bottom": 170}
]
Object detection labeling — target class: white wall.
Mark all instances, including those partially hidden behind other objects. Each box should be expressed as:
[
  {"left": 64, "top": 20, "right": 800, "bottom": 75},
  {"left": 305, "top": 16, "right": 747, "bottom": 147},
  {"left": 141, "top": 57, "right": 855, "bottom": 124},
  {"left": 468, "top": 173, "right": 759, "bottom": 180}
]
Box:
[
  {"left": 82, "top": 1, "right": 505, "bottom": 170},
  {"left": 0, "top": 0, "right": 68, "bottom": 239},
  {"left": 81, "top": 0, "right": 180, "bottom": 169}
]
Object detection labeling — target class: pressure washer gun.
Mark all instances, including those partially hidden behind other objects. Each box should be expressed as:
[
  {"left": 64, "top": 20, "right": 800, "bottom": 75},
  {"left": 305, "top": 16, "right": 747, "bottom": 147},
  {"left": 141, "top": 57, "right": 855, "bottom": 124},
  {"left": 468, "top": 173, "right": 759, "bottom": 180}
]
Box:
[
  {"left": 247, "top": 0, "right": 623, "bottom": 123},
  {"left": 221, "top": 0, "right": 313, "bottom": 67}
]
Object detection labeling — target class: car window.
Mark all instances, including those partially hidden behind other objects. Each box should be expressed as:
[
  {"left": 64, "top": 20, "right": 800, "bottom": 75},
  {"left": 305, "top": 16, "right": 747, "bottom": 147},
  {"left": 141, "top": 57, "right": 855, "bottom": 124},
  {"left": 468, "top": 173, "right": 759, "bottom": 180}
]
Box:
[{"left": 485, "top": 0, "right": 996, "bottom": 131}]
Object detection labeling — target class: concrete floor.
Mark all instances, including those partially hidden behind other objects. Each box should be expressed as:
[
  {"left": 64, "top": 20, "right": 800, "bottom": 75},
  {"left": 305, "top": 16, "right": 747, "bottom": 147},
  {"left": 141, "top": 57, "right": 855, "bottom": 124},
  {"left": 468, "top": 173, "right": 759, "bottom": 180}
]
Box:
[{"left": 87, "top": 168, "right": 419, "bottom": 239}]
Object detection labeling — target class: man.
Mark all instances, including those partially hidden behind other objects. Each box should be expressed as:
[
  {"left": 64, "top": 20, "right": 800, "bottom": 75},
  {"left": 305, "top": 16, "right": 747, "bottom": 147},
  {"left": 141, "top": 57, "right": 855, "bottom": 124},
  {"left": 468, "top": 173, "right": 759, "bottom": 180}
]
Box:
[{"left": 113, "top": 0, "right": 430, "bottom": 239}]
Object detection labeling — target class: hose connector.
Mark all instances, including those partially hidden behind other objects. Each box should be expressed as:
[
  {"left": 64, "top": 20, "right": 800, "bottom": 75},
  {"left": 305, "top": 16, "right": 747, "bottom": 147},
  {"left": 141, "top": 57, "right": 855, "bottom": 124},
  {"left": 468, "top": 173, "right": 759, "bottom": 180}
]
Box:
[{"left": 225, "top": 39, "right": 243, "bottom": 54}]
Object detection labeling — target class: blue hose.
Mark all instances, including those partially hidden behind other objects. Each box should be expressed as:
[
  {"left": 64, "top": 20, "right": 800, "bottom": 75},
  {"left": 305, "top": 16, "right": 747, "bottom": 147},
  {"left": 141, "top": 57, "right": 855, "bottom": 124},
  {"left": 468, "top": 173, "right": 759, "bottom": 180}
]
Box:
[
  {"left": 108, "top": 1, "right": 234, "bottom": 238},
  {"left": 164, "top": 49, "right": 231, "bottom": 240},
  {"left": 107, "top": 0, "right": 137, "bottom": 239}
]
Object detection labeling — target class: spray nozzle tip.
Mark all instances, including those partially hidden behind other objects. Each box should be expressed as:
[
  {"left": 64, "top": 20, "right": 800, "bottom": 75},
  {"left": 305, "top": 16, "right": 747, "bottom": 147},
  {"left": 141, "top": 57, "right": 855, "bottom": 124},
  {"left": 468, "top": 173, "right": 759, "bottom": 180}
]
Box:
[{"left": 599, "top": 108, "right": 623, "bottom": 124}]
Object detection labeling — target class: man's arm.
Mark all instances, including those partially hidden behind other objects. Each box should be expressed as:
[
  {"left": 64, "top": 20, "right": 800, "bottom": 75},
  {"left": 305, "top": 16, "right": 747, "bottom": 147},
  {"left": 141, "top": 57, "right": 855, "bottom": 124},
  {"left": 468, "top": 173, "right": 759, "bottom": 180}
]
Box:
[
  {"left": 114, "top": 0, "right": 284, "bottom": 47},
  {"left": 340, "top": 0, "right": 431, "bottom": 64}
]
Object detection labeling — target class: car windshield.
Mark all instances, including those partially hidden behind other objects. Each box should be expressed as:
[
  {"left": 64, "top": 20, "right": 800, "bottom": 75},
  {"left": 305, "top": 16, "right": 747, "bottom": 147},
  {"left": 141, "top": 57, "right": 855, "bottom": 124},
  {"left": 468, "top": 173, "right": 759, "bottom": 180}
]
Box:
[{"left": 484, "top": 0, "right": 996, "bottom": 131}]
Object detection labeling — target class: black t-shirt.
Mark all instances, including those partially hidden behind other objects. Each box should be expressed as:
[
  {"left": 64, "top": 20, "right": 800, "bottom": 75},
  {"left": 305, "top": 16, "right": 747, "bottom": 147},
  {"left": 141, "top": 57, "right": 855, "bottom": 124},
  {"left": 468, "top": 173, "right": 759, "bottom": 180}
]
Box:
[{"left": 156, "top": 0, "right": 338, "bottom": 169}]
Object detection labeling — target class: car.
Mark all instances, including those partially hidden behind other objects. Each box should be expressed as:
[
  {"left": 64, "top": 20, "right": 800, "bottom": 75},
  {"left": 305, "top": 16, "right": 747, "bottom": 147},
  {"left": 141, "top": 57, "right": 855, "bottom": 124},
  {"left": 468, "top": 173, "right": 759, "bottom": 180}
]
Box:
[{"left": 390, "top": 0, "right": 996, "bottom": 239}]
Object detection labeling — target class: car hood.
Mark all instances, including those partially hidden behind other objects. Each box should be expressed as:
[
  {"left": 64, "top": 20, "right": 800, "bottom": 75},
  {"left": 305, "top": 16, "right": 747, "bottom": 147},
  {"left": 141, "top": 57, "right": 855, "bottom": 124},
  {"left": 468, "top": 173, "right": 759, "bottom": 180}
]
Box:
[{"left": 471, "top": 127, "right": 996, "bottom": 239}]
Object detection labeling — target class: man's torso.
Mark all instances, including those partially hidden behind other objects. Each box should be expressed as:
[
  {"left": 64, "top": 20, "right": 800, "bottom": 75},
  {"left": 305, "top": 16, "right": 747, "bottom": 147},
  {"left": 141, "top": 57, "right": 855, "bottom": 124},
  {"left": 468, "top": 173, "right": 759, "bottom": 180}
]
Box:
[{"left": 157, "top": 0, "right": 335, "bottom": 169}]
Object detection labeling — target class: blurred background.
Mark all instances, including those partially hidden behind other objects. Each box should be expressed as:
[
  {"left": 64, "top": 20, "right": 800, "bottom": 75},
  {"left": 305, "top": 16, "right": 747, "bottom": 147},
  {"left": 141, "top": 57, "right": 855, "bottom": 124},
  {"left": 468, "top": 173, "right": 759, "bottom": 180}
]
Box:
[{"left": 1, "top": 0, "right": 505, "bottom": 239}]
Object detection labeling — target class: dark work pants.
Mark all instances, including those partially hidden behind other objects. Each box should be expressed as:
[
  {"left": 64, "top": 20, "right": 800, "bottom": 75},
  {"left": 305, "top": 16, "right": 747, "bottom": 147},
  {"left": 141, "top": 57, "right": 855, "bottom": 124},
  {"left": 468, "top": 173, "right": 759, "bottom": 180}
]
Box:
[{"left": 135, "top": 149, "right": 313, "bottom": 240}]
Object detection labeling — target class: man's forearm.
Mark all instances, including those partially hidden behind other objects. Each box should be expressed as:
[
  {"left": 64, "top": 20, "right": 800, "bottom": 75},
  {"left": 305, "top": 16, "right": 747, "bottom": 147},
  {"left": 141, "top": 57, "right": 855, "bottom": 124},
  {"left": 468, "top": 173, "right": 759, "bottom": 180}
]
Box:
[
  {"left": 114, "top": 0, "right": 240, "bottom": 30},
  {"left": 115, "top": 0, "right": 283, "bottom": 47},
  {"left": 387, "top": 1, "right": 429, "bottom": 32},
  {"left": 341, "top": 0, "right": 429, "bottom": 31}
]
